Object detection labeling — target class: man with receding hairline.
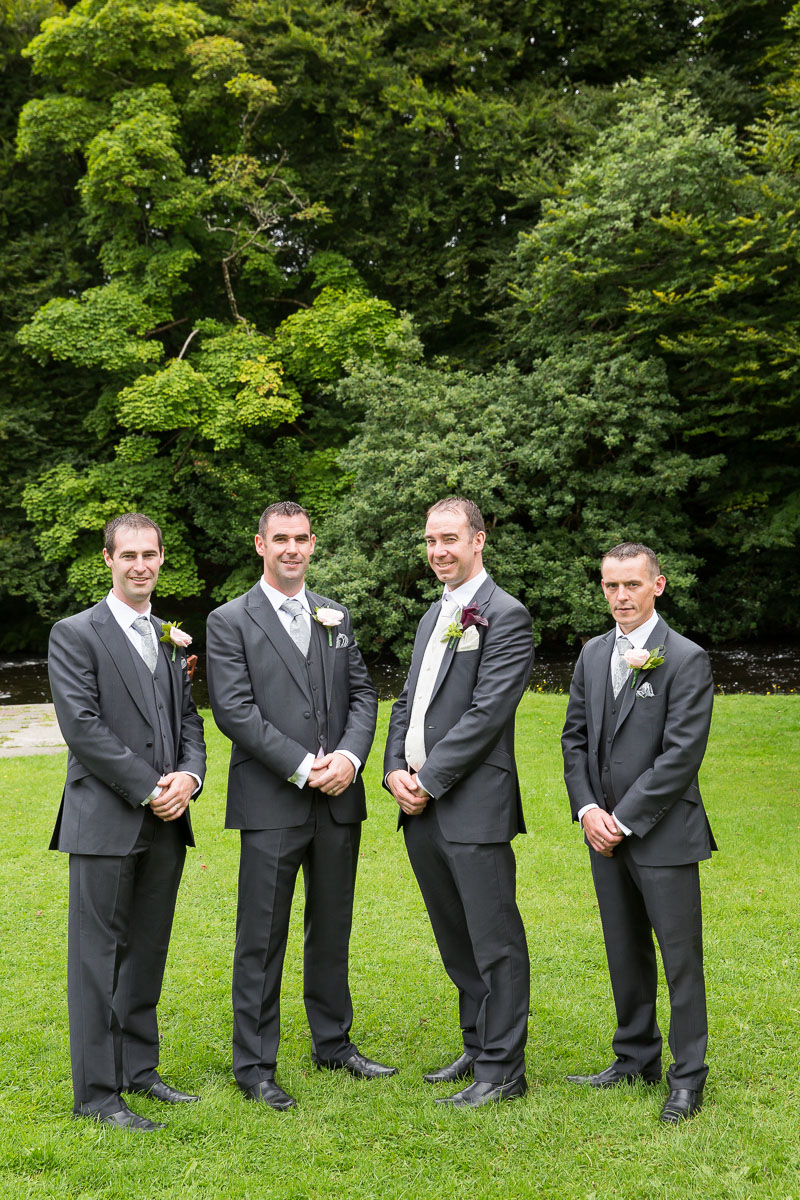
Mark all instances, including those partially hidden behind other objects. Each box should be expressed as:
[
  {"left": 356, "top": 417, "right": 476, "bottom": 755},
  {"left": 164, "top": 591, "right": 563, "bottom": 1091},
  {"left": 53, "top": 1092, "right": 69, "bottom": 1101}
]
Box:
[
  {"left": 385, "top": 497, "right": 533, "bottom": 1107},
  {"left": 561, "top": 541, "right": 716, "bottom": 1124},
  {"left": 48, "top": 513, "right": 206, "bottom": 1130}
]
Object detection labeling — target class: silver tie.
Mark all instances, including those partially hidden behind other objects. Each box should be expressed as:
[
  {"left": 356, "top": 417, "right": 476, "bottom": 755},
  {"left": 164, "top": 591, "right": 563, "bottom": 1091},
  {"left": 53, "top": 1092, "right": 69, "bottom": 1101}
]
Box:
[
  {"left": 132, "top": 616, "right": 158, "bottom": 674},
  {"left": 612, "top": 635, "right": 632, "bottom": 698},
  {"left": 281, "top": 597, "right": 310, "bottom": 656}
]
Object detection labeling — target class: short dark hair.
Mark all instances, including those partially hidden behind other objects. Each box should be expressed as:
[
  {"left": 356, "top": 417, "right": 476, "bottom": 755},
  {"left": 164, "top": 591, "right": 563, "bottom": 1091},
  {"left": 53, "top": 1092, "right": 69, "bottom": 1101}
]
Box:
[
  {"left": 104, "top": 513, "right": 163, "bottom": 555},
  {"left": 426, "top": 497, "right": 486, "bottom": 538},
  {"left": 601, "top": 542, "right": 661, "bottom": 578},
  {"left": 258, "top": 500, "right": 312, "bottom": 540}
]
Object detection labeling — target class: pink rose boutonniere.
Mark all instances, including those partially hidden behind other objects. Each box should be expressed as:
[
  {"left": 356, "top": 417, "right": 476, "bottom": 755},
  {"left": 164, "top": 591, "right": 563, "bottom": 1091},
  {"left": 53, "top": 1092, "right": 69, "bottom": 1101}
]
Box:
[
  {"left": 159, "top": 621, "right": 193, "bottom": 662},
  {"left": 314, "top": 606, "right": 345, "bottom": 646},
  {"left": 623, "top": 645, "right": 665, "bottom": 690},
  {"left": 441, "top": 601, "right": 489, "bottom": 651}
]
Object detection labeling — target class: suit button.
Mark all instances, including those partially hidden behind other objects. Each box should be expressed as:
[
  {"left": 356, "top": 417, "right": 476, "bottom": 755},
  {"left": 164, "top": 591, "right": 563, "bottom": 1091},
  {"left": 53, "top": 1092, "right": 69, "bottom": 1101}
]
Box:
[
  {"left": 146, "top": 741, "right": 153, "bottom": 748},
  {"left": 303, "top": 711, "right": 311, "bottom": 719},
  {"left": 602, "top": 766, "right": 609, "bottom": 774},
  {"left": 602, "top": 793, "right": 608, "bottom": 802}
]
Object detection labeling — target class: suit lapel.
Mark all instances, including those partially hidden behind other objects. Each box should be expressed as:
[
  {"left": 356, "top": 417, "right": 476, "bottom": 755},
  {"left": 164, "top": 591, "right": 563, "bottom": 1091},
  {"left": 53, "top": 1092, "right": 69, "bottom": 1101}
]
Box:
[
  {"left": 153, "top": 615, "right": 183, "bottom": 734},
  {"left": 91, "top": 600, "right": 153, "bottom": 725},
  {"left": 591, "top": 630, "right": 615, "bottom": 742},
  {"left": 306, "top": 589, "right": 337, "bottom": 714},
  {"left": 407, "top": 601, "right": 441, "bottom": 703},
  {"left": 428, "top": 576, "right": 496, "bottom": 707},
  {"left": 613, "top": 616, "right": 668, "bottom": 739},
  {"left": 244, "top": 582, "right": 312, "bottom": 700}
]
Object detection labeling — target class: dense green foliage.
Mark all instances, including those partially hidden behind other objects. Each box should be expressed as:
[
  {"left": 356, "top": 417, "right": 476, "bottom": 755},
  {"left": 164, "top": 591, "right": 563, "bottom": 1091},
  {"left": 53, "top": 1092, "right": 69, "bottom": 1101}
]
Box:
[{"left": 1, "top": 0, "right": 798, "bottom": 655}]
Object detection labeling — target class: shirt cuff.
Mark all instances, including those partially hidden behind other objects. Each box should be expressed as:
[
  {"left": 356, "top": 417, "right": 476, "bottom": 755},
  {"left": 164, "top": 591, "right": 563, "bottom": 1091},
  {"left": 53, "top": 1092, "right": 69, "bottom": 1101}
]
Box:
[
  {"left": 577, "top": 803, "right": 599, "bottom": 826},
  {"left": 414, "top": 769, "right": 433, "bottom": 799},
  {"left": 289, "top": 752, "right": 315, "bottom": 790},
  {"left": 612, "top": 813, "right": 632, "bottom": 837},
  {"left": 336, "top": 749, "right": 361, "bottom": 774}
]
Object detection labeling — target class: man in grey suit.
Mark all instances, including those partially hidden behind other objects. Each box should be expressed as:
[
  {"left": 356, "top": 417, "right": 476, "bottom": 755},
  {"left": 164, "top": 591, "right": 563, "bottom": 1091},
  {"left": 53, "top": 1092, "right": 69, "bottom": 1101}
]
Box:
[
  {"left": 206, "top": 501, "right": 392, "bottom": 1111},
  {"left": 561, "top": 541, "right": 715, "bottom": 1124},
  {"left": 384, "top": 497, "right": 533, "bottom": 1107},
  {"left": 48, "top": 513, "right": 206, "bottom": 1130}
]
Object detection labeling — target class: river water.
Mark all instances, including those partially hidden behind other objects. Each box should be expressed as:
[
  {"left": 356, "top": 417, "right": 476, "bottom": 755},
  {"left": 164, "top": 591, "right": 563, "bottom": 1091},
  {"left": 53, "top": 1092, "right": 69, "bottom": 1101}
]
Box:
[{"left": 2, "top": 642, "right": 796, "bottom": 706}]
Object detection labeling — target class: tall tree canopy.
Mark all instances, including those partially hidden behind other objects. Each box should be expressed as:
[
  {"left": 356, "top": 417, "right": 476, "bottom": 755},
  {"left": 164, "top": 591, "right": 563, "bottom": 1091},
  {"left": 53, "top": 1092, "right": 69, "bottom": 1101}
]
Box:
[{"left": 1, "top": 0, "right": 798, "bottom": 655}]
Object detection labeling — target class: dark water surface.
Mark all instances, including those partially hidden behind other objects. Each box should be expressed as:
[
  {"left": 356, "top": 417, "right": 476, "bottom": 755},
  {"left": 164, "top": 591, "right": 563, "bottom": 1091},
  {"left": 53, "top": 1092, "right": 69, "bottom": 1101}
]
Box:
[{"left": 2, "top": 642, "right": 797, "bottom": 706}]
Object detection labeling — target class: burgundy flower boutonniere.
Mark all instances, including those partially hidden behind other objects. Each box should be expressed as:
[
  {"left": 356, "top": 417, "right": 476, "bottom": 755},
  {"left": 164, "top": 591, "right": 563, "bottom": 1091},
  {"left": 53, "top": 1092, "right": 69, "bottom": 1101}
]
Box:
[{"left": 441, "top": 601, "right": 489, "bottom": 651}]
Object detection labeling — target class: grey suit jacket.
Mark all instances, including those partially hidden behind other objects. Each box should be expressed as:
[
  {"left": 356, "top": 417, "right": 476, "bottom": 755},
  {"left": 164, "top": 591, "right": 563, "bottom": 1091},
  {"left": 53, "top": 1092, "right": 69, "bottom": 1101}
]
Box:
[
  {"left": 561, "top": 615, "right": 716, "bottom": 866},
  {"left": 206, "top": 583, "right": 378, "bottom": 830},
  {"left": 48, "top": 601, "right": 206, "bottom": 855},
  {"left": 383, "top": 575, "right": 534, "bottom": 844}
]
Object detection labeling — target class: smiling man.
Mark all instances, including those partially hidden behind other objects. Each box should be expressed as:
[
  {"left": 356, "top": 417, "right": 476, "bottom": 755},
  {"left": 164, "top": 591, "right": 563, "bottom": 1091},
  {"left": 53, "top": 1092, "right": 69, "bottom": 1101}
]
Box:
[
  {"left": 206, "top": 501, "right": 389, "bottom": 1110},
  {"left": 561, "top": 542, "right": 716, "bottom": 1124},
  {"left": 384, "top": 497, "right": 534, "bottom": 1107},
  {"left": 48, "top": 513, "right": 206, "bottom": 1130}
]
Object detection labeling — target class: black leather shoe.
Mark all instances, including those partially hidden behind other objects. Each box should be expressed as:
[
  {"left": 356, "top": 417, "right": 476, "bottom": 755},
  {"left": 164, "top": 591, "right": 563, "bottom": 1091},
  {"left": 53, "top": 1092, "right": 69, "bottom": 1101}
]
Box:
[
  {"left": 659, "top": 1088, "right": 703, "bottom": 1123},
  {"left": 312, "top": 1051, "right": 397, "bottom": 1079},
  {"left": 127, "top": 1080, "right": 200, "bottom": 1104},
  {"left": 566, "top": 1065, "right": 662, "bottom": 1088},
  {"left": 423, "top": 1052, "right": 476, "bottom": 1084},
  {"left": 435, "top": 1076, "right": 527, "bottom": 1107},
  {"left": 74, "top": 1102, "right": 165, "bottom": 1131},
  {"left": 240, "top": 1079, "right": 297, "bottom": 1110}
]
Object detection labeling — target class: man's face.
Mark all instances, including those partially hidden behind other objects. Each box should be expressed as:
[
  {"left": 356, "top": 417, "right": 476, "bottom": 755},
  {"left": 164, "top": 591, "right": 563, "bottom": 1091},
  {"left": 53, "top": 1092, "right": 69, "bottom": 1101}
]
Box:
[
  {"left": 425, "top": 509, "right": 485, "bottom": 590},
  {"left": 102, "top": 526, "right": 164, "bottom": 609},
  {"left": 256, "top": 513, "right": 315, "bottom": 594},
  {"left": 601, "top": 553, "right": 666, "bottom": 633}
]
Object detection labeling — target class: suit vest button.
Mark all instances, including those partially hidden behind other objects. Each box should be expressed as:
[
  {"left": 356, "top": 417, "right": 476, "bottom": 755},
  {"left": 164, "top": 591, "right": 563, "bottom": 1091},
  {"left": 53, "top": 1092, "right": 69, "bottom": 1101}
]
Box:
[{"left": 303, "top": 711, "right": 311, "bottom": 718}]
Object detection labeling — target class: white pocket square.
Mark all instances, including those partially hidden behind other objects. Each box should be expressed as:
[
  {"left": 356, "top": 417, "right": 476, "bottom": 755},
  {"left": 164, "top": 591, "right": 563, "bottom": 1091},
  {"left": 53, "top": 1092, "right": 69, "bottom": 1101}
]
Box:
[
  {"left": 455, "top": 625, "right": 480, "bottom": 652},
  {"left": 636, "top": 681, "right": 655, "bottom": 698},
  {"left": 335, "top": 632, "right": 349, "bottom": 649}
]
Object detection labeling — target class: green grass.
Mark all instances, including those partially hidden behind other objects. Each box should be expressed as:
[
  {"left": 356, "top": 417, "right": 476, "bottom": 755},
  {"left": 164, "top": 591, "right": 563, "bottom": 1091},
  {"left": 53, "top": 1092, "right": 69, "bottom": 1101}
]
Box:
[{"left": 1, "top": 695, "right": 798, "bottom": 1199}]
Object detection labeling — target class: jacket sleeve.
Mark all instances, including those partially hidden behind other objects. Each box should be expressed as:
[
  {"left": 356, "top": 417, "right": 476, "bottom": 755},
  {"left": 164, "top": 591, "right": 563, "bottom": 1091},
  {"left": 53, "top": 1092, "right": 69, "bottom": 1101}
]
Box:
[
  {"left": 560, "top": 647, "right": 599, "bottom": 820},
  {"left": 332, "top": 613, "right": 378, "bottom": 767},
  {"left": 48, "top": 618, "right": 161, "bottom": 807},
  {"left": 174, "top": 650, "right": 206, "bottom": 789}
]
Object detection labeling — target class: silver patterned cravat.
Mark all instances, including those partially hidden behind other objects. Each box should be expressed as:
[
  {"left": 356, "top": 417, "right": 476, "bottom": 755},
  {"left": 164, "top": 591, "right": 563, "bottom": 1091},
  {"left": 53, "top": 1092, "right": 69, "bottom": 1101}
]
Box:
[
  {"left": 281, "top": 597, "right": 310, "bottom": 656},
  {"left": 132, "top": 616, "right": 158, "bottom": 674},
  {"left": 612, "top": 635, "right": 633, "bottom": 697}
]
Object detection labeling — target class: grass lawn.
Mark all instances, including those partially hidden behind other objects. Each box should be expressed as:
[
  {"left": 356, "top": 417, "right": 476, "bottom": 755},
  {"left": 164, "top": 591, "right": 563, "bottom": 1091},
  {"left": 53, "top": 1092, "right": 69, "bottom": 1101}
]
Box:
[{"left": 1, "top": 694, "right": 798, "bottom": 1199}]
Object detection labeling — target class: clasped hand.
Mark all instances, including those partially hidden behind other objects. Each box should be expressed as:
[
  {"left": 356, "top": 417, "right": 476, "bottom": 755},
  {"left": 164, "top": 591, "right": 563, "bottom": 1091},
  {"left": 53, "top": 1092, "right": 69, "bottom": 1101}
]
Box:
[
  {"left": 150, "top": 771, "right": 194, "bottom": 822},
  {"left": 582, "top": 807, "right": 624, "bottom": 857},
  {"left": 386, "top": 769, "right": 429, "bottom": 816},
  {"left": 307, "top": 752, "right": 355, "bottom": 796}
]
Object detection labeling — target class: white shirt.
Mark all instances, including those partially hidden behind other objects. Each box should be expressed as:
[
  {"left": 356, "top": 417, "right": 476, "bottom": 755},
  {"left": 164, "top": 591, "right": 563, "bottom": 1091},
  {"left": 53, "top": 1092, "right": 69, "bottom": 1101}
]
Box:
[
  {"left": 258, "top": 578, "right": 361, "bottom": 788},
  {"left": 407, "top": 569, "right": 488, "bottom": 797},
  {"left": 578, "top": 609, "right": 661, "bottom": 836},
  {"left": 105, "top": 590, "right": 201, "bottom": 803}
]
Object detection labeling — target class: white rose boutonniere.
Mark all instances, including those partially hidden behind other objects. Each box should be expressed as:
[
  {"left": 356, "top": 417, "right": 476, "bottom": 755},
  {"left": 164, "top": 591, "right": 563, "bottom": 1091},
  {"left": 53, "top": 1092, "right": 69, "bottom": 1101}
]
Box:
[{"left": 314, "top": 606, "right": 345, "bottom": 646}]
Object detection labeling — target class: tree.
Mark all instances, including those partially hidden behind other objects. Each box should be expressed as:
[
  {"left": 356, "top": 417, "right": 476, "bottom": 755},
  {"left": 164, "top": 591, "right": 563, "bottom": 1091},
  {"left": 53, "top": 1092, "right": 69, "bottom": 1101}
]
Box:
[
  {"left": 312, "top": 353, "right": 721, "bottom": 662},
  {"left": 501, "top": 76, "right": 800, "bottom": 638}
]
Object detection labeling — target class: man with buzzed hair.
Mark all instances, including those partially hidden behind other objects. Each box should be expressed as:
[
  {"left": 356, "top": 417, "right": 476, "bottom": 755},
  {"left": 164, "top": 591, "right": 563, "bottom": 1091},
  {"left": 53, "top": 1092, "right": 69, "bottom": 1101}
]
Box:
[
  {"left": 385, "top": 497, "right": 533, "bottom": 1107},
  {"left": 49, "top": 513, "right": 206, "bottom": 1130},
  {"left": 562, "top": 542, "right": 716, "bottom": 1124},
  {"left": 206, "top": 501, "right": 390, "bottom": 1111}
]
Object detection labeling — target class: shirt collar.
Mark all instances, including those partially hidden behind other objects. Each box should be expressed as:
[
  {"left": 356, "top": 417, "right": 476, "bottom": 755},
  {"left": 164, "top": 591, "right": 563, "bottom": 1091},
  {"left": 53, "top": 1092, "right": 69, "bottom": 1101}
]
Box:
[
  {"left": 615, "top": 608, "right": 659, "bottom": 649},
  {"left": 442, "top": 568, "right": 488, "bottom": 610},
  {"left": 106, "top": 589, "right": 151, "bottom": 630},
  {"left": 259, "top": 577, "right": 310, "bottom": 614}
]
